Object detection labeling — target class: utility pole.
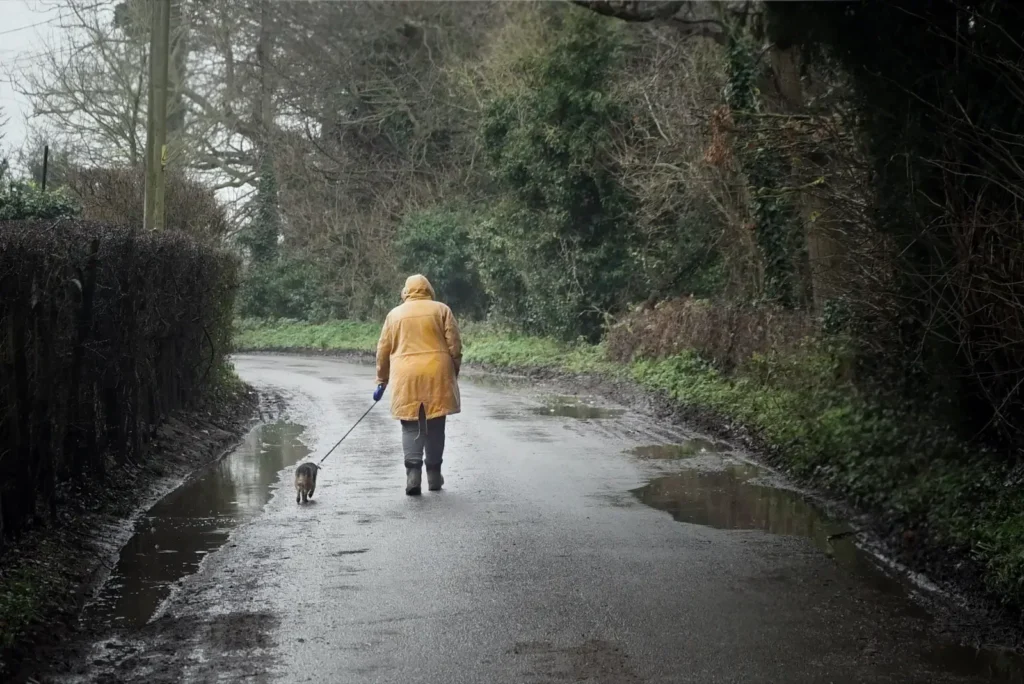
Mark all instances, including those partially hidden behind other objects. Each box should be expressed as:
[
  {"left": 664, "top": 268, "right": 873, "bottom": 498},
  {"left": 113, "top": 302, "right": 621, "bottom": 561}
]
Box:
[
  {"left": 143, "top": 2, "right": 157, "bottom": 230},
  {"left": 144, "top": 0, "right": 171, "bottom": 231}
]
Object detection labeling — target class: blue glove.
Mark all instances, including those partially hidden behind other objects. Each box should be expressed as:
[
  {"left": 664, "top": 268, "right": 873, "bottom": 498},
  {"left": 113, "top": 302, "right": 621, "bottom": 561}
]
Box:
[{"left": 373, "top": 384, "right": 386, "bottom": 402}]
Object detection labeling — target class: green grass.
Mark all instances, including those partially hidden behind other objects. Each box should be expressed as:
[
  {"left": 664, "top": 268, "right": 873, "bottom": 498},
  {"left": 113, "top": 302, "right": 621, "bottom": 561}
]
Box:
[
  {"left": 234, "top": 318, "right": 1024, "bottom": 608},
  {"left": 461, "top": 325, "right": 617, "bottom": 373},
  {"left": 234, "top": 318, "right": 380, "bottom": 353},
  {"left": 233, "top": 318, "right": 616, "bottom": 373}
]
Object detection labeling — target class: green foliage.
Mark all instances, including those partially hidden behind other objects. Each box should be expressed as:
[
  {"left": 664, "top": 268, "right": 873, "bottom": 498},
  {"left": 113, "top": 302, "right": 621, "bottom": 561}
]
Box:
[
  {"left": 234, "top": 318, "right": 380, "bottom": 352},
  {"left": 462, "top": 324, "right": 615, "bottom": 373},
  {"left": 239, "top": 155, "right": 281, "bottom": 265},
  {"left": 639, "top": 206, "right": 728, "bottom": 299},
  {"left": 725, "top": 34, "right": 806, "bottom": 307},
  {"left": 465, "top": 213, "right": 530, "bottom": 330},
  {"left": 236, "top": 254, "right": 333, "bottom": 322},
  {"left": 479, "top": 8, "right": 636, "bottom": 341},
  {"left": 396, "top": 208, "right": 489, "bottom": 319},
  {"left": 236, "top": 157, "right": 332, "bottom": 321},
  {"left": 233, "top": 318, "right": 615, "bottom": 375},
  {"left": 0, "top": 180, "right": 80, "bottom": 221}
]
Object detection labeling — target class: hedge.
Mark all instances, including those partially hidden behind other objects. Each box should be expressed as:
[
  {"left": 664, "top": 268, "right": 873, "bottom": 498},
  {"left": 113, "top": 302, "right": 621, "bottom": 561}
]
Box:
[{"left": 0, "top": 219, "right": 239, "bottom": 546}]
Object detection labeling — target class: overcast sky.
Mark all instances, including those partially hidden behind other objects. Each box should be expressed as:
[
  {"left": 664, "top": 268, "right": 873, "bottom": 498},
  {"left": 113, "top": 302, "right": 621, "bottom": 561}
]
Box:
[{"left": 0, "top": 0, "right": 62, "bottom": 159}]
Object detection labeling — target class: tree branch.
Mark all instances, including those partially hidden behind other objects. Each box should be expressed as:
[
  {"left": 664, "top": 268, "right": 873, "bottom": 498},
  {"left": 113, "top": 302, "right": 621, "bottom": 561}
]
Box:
[
  {"left": 570, "top": 0, "right": 729, "bottom": 44},
  {"left": 571, "top": 1, "right": 686, "bottom": 21}
]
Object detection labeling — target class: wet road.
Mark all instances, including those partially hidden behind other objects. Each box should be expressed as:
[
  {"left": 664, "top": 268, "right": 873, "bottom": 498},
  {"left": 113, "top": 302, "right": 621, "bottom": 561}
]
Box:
[{"left": 55, "top": 354, "right": 1024, "bottom": 683}]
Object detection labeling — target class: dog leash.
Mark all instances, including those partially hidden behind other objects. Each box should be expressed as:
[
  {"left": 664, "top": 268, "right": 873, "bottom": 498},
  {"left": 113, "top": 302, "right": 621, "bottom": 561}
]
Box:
[{"left": 317, "top": 400, "right": 379, "bottom": 466}]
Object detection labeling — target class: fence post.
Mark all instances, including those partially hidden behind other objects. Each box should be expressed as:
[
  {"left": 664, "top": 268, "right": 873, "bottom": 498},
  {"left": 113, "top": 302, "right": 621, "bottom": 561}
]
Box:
[{"left": 41, "top": 145, "right": 49, "bottom": 192}]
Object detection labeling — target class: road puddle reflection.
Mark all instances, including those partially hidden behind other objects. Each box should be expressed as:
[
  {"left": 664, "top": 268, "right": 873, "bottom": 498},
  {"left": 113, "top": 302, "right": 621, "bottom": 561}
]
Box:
[
  {"left": 632, "top": 462, "right": 1024, "bottom": 682},
  {"left": 532, "top": 395, "right": 625, "bottom": 419},
  {"left": 84, "top": 421, "right": 309, "bottom": 630}
]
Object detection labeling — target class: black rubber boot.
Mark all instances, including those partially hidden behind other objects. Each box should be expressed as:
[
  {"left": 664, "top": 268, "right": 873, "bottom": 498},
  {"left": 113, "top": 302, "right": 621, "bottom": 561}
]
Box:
[
  {"left": 427, "top": 468, "right": 444, "bottom": 491},
  {"left": 405, "top": 467, "right": 422, "bottom": 496}
]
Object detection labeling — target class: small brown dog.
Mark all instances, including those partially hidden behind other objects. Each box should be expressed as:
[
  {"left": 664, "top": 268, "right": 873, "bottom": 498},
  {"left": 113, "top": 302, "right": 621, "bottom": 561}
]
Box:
[{"left": 294, "top": 462, "right": 319, "bottom": 504}]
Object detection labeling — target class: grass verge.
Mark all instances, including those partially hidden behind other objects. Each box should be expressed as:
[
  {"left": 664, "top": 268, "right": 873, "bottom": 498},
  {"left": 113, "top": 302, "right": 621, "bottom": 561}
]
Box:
[
  {"left": 234, "top": 318, "right": 1024, "bottom": 612},
  {"left": 234, "top": 318, "right": 616, "bottom": 373}
]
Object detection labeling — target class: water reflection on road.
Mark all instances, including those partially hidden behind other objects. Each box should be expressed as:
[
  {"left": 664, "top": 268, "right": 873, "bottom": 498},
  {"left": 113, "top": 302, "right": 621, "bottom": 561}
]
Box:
[
  {"left": 632, "top": 459, "right": 1024, "bottom": 682},
  {"left": 84, "top": 421, "right": 309, "bottom": 630}
]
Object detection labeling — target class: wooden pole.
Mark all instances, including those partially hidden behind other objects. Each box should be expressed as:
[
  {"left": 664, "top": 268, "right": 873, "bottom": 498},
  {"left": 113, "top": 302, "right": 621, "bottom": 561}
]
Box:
[
  {"left": 152, "top": 0, "right": 171, "bottom": 231},
  {"left": 143, "top": 1, "right": 158, "bottom": 230},
  {"left": 144, "top": 0, "right": 171, "bottom": 231}
]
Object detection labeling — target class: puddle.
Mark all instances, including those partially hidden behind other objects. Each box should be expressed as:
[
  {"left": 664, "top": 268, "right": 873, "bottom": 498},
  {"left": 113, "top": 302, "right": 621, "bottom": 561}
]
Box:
[
  {"left": 84, "top": 421, "right": 309, "bottom": 630},
  {"left": 532, "top": 395, "right": 625, "bottom": 420},
  {"left": 631, "top": 463, "right": 1024, "bottom": 680},
  {"left": 631, "top": 463, "right": 834, "bottom": 535},
  {"left": 629, "top": 439, "right": 725, "bottom": 460},
  {"left": 630, "top": 463, "right": 905, "bottom": 595}
]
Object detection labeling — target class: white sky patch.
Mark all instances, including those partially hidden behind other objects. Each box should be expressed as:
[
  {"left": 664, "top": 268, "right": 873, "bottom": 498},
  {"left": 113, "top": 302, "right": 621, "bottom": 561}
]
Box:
[{"left": 0, "top": 0, "right": 63, "bottom": 159}]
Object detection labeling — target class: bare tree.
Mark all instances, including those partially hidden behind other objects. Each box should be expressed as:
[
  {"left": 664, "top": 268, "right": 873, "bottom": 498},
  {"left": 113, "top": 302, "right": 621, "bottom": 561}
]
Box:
[
  {"left": 0, "top": 107, "right": 8, "bottom": 182},
  {"left": 12, "top": 0, "right": 159, "bottom": 167}
]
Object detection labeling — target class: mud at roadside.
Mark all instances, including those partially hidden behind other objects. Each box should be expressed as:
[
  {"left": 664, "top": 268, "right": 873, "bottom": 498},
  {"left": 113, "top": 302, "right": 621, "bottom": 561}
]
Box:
[
  {"left": 236, "top": 348, "right": 1024, "bottom": 657},
  {"left": 2, "top": 383, "right": 270, "bottom": 683}
]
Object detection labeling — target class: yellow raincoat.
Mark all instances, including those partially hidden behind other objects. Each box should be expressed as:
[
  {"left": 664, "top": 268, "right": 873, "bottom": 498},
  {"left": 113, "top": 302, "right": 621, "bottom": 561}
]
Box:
[{"left": 375, "top": 275, "right": 462, "bottom": 421}]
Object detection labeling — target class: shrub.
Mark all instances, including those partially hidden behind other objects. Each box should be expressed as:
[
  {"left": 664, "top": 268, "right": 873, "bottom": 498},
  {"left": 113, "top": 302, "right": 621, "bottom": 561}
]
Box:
[
  {"left": 0, "top": 180, "right": 80, "bottom": 221},
  {"left": 606, "top": 296, "right": 817, "bottom": 370},
  {"left": 65, "top": 167, "right": 230, "bottom": 241},
  {"left": 479, "top": 7, "right": 636, "bottom": 341},
  {"left": 236, "top": 255, "right": 334, "bottom": 322},
  {"left": 0, "top": 219, "right": 239, "bottom": 547},
  {"left": 396, "top": 208, "right": 489, "bottom": 319}
]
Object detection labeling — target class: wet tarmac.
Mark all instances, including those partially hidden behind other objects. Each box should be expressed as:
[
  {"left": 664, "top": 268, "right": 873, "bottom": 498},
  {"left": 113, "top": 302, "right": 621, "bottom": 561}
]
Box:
[{"left": 52, "top": 355, "right": 1024, "bottom": 683}]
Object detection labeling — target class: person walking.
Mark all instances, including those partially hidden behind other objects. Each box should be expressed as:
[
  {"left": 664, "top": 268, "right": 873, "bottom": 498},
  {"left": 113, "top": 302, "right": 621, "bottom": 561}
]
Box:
[{"left": 374, "top": 274, "right": 462, "bottom": 495}]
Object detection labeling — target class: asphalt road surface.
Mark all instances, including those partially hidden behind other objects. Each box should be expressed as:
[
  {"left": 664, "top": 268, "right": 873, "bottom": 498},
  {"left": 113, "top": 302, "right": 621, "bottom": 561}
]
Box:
[{"left": 50, "top": 354, "right": 1024, "bottom": 684}]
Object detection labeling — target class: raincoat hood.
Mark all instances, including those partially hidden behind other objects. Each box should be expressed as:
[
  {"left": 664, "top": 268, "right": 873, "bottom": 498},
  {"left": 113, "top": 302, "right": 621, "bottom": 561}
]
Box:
[{"left": 401, "top": 274, "right": 435, "bottom": 302}]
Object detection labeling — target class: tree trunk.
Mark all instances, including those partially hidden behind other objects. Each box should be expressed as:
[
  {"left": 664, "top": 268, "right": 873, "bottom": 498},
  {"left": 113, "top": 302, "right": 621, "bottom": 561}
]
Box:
[{"left": 767, "top": 43, "right": 847, "bottom": 314}]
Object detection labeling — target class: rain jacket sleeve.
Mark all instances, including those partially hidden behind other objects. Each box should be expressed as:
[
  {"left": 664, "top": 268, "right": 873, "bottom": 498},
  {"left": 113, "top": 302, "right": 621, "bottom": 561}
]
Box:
[
  {"left": 444, "top": 306, "right": 463, "bottom": 376},
  {"left": 375, "top": 314, "right": 393, "bottom": 386}
]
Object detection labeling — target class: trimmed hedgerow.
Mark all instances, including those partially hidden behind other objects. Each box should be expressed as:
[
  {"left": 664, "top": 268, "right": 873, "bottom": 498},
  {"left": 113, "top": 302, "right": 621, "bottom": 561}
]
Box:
[{"left": 0, "top": 219, "right": 239, "bottom": 546}]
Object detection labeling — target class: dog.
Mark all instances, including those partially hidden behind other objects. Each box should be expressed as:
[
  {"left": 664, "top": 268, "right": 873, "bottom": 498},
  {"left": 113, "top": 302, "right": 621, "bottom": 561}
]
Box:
[{"left": 294, "top": 462, "right": 319, "bottom": 504}]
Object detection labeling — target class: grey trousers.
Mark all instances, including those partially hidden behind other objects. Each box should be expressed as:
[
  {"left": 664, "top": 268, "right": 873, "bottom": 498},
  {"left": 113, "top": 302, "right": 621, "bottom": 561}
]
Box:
[{"left": 401, "top": 405, "right": 446, "bottom": 471}]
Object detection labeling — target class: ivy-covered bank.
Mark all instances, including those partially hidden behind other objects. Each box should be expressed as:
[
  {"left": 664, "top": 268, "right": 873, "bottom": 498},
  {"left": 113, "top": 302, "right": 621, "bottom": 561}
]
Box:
[{"left": 235, "top": 318, "right": 1024, "bottom": 615}]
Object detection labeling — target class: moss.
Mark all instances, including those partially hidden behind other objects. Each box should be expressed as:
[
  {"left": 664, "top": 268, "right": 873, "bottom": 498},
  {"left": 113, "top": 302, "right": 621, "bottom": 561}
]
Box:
[{"left": 234, "top": 318, "right": 1024, "bottom": 609}]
